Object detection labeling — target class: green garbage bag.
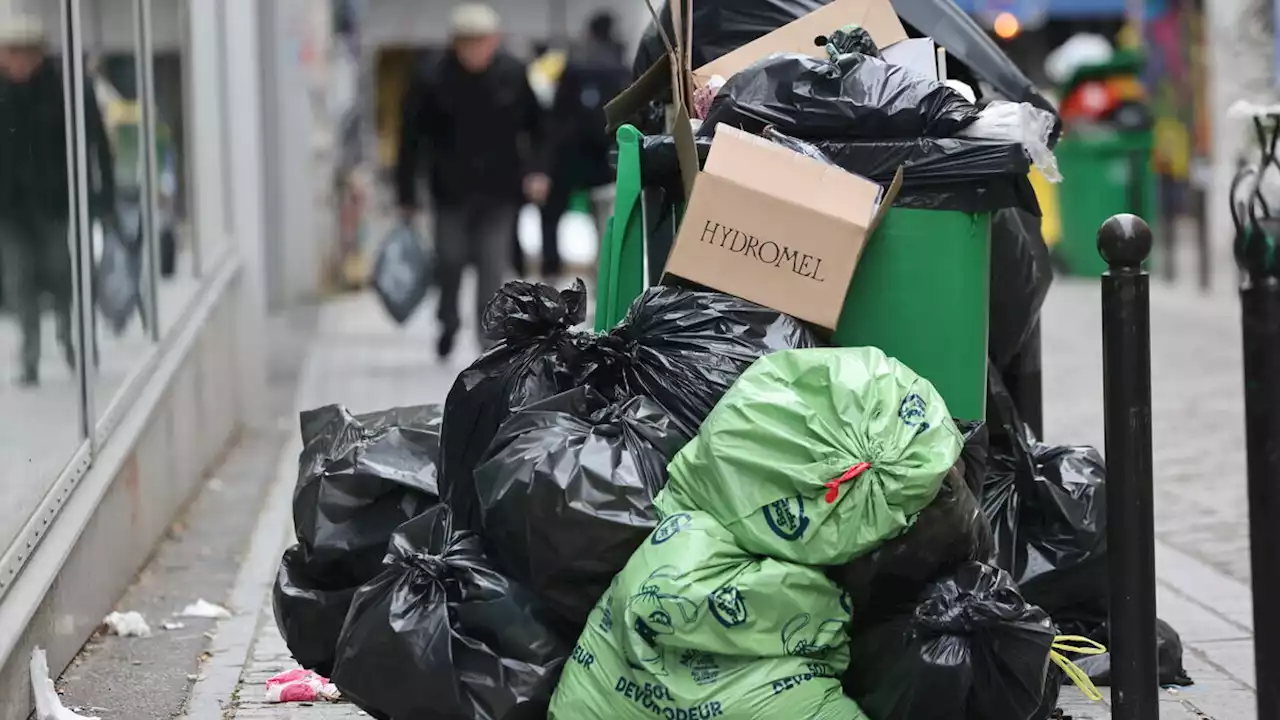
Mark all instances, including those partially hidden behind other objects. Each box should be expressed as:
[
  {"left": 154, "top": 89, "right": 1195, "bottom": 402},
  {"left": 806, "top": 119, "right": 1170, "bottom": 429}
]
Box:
[
  {"left": 549, "top": 510, "right": 866, "bottom": 719},
  {"left": 660, "top": 348, "right": 963, "bottom": 566}
]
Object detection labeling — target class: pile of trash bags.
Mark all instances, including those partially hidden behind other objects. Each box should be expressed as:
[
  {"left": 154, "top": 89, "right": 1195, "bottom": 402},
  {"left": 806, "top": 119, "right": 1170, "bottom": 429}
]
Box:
[
  {"left": 274, "top": 279, "right": 1192, "bottom": 718},
  {"left": 270, "top": 3, "right": 1193, "bottom": 716}
]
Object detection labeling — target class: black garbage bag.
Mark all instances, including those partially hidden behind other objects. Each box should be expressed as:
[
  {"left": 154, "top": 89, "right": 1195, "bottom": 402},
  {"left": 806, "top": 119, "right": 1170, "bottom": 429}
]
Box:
[
  {"left": 1060, "top": 618, "right": 1194, "bottom": 687},
  {"left": 272, "top": 544, "right": 360, "bottom": 677},
  {"left": 703, "top": 52, "right": 980, "bottom": 141},
  {"left": 372, "top": 224, "right": 434, "bottom": 325},
  {"left": 632, "top": 0, "right": 831, "bottom": 81},
  {"left": 845, "top": 562, "right": 1059, "bottom": 720},
  {"left": 331, "top": 505, "right": 567, "bottom": 720},
  {"left": 989, "top": 208, "right": 1053, "bottom": 372},
  {"left": 830, "top": 465, "right": 993, "bottom": 626},
  {"left": 439, "top": 280, "right": 591, "bottom": 531},
  {"left": 957, "top": 420, "right": 990, "bottom": 499},
  {"left": 637, "top": 132, "right": 1039, "bottom": 214},
  {"left": 583, "top": 286, "right": 822, "bottom": 435},
  {"left": 984, "top": 369, "right": 1109, "bottom": 622},
  {"left": 294, "top": 404, "right": 444, "bottom": 585},
  {"left": 475, "top": 387, "right": 690, "bottom": 635}
]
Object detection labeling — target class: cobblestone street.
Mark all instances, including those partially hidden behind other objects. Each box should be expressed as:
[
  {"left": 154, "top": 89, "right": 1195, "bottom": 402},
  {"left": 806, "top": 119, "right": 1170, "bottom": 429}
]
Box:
[{"left": 86, "top": 272, "right": 1256, "bottom": 720}]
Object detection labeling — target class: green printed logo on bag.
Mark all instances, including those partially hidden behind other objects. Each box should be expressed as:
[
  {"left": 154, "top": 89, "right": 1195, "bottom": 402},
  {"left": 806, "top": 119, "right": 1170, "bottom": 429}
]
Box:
[
  {"left": 659, "top": 348, "right": 963, "bottom": 567},
  {"left": 762, "top": 495, "right": 809, "bottom": 540}
]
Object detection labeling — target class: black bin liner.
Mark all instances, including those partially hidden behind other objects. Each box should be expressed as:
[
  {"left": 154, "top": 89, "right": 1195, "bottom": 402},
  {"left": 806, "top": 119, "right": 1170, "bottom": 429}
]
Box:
[
  {"left": 332, "top": 505, "right": 567, "bottom": 720},
  {"left": 272, "top": 544, "right": 360, "bottom": 677},
  {"left": 635, "top": 133, "right": 1038, "bottom": 214},
  {"left": 442, "top": 282, "right": 818, "bottom": 533},
  {"left": 278, "top": 404, "right": 443, "bottom": 675},
  {"left": 844, "top": 562, "right": 1059, "bottom": 720},
  {"left": 989, "top": 207, "right": 1053, "bottom": 372},
  {"left": 1060, "top": 617, "right": 1194, "bottom": 688},
  {"left": 830, "top": 464, "right": 993, "bottom": 626},
  {"left": 475, "top": 387, "right": 690, "bottom": 635},
  {"left": 983, "top": 368, "right": 1109, "bottom": 623},
  {"left": 293, "top": 403, "right": 444, "bottom": 586},
  {"left": 439, "top": 280, "right": 591, "bottom": 531},
  {"left": 957, "top": 420, "right": 990, "bottom": 499},
  {"left": 703, "top": 52, "right": 980, "bottom": 141},
  {"left": 583, "top": 286, "right": 822, "bottom": 436}
]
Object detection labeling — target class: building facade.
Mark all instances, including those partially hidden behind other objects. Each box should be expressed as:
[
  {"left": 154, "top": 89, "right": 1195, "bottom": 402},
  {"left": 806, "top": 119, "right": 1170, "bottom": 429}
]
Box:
[{"left": 0, "top": 1, "right": 329, "bottom": 716}]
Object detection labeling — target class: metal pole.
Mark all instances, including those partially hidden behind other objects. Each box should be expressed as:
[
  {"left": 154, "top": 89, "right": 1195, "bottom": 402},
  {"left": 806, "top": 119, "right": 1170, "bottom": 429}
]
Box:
[
  {"left": 1098, "top": 213, "right": 1160, "bottom": 720},
  {"left": 1237, "top": 224, "right": 1280, "bottom": 719}
]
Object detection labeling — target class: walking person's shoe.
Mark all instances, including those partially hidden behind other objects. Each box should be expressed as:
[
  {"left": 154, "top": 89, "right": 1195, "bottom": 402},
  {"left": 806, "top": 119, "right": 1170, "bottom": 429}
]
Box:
[
  {"left": 16, "top": 365, "right": 37, "bottom": 388},
  {"left": 436, "top": 329, "right": 456, "bottom": 361}
]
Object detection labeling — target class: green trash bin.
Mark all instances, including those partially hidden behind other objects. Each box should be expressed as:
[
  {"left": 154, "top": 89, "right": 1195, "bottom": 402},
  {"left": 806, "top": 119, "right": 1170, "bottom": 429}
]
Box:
[
  {"left": 598, "top": 126, "right": 992, "bottom": 420},
  {"left": 1054, "top": 128, "right": 1157, "bottom": 277},
  {"left": 834, "top": 209, "right": 991, "bottom": 421}
]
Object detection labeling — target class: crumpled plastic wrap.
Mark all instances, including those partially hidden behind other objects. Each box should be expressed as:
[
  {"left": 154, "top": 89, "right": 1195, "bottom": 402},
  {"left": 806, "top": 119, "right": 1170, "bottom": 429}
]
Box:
[{"left": 959, "top": 101, "right": 1062, "bottom": 181}]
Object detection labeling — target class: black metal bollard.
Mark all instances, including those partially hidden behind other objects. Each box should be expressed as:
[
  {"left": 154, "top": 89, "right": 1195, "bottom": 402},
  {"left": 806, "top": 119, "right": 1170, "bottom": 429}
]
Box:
[
  {"left": 1237, "top": 223, "right": 1280, "bottom": 719},
  {"left": 1098, "top": 214, "right": 1160, "bottom": 720}
]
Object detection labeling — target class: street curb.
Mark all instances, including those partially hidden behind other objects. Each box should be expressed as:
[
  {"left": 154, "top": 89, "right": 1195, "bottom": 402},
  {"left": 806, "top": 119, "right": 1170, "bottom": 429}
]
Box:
[{"left": 179, "top": 432, "right": 300, "bottom": 720}]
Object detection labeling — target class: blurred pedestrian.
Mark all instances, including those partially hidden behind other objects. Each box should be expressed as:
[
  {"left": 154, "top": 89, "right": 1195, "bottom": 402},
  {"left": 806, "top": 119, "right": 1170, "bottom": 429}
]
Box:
[
  {"left": 0, "top": 14, "right": 115, "bottom": 387},
  {"left": 396, "top": 3, "right": 547, "bottom": 358},
  {"left": 543, "top": 10, "right": 630, "bottom": 278}
]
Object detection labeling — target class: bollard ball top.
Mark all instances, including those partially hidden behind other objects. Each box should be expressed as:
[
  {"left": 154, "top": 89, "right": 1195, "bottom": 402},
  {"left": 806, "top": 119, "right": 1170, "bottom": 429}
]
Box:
[{"left": 1097, "top": 214, "right": 1153, "bottom": 269}]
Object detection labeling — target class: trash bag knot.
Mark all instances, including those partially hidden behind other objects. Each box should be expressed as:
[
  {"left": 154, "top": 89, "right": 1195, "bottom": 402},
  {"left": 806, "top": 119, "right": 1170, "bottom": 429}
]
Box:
[
  {"left": 480, "top": 279, "right": 588, "bottom": 342},
  {"left": 912, "top": 585, "right": 1026, "bottom": 636},
  {"left": 403, "top": 551, "right": 450, "bottom": 579}
]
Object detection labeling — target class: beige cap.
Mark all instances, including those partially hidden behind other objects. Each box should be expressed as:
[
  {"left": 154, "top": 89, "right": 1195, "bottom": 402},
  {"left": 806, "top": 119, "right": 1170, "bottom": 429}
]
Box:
[
  {"left": 0, "top": 13, "right": 45, "bottom": 47},
  {"left": 450, "top": 3, "right": 500, "bottom": 37}
]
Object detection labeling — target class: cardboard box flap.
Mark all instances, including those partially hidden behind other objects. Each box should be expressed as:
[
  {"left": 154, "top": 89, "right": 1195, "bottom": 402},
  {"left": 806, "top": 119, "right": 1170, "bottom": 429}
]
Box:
[
  {"left": 697, "top": 0, "right": 909, "bottom": 80},
  {"left": 867, "top": 166, "right": 904, "bottom": 234},
  {"left": 605, "top": 53, "right": 671, "bottom": 134},
  {"left": 704, "top": 127, "right": 885, "bottom": 226}
]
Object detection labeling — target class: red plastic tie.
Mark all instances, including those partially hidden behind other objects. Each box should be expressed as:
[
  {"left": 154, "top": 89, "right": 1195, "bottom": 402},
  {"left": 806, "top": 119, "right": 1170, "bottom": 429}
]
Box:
[{"left": 824, "top": 462, "right": 872, "bottom": 504}]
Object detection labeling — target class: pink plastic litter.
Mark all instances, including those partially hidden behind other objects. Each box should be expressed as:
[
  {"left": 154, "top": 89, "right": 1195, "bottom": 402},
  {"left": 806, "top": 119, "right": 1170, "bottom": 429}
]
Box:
[{"left": 265, "top": 668, "right": 340, "bottom": 703}]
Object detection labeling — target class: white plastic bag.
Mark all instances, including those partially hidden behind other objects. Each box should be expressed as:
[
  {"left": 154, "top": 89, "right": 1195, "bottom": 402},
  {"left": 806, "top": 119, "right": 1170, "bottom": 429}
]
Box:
[
  {"left": 959, "top": 101, "right": 1062, "bottom": 182},
  {"left": 30, "top": 648, "right": 100, "bottom": 720}
]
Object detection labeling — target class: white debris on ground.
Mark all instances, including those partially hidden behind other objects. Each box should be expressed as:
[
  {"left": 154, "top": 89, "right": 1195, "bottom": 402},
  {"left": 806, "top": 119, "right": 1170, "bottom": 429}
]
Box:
[
  {"left": 178, "top": 599, "right": 233, "bottom": 619},
  {"left": 102, "top": 611, "right": 152, "bottom": 638},
  {"left": 160, "top": 620, "right": 186, "bottom": 631},
  {"left": 30, "top": 648, "right": 101, "bottom": 720}
]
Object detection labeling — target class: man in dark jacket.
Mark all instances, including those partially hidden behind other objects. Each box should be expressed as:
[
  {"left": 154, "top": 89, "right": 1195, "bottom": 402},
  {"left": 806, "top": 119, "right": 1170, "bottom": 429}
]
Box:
[
  {"left": 542, "top": 12, "right": 630, "bottom": 278},
  {"left": 396, "top": 3, "right": 547, "bottom": 359},
  {"left": 0, "top": 16, "right": 115, "bottom": 387}
]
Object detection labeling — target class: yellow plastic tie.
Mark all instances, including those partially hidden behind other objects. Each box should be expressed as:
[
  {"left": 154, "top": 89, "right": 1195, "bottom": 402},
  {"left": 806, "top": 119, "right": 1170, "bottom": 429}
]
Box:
[{"left": 1050, "top": 635, "right": 1109, "bottom": 702}]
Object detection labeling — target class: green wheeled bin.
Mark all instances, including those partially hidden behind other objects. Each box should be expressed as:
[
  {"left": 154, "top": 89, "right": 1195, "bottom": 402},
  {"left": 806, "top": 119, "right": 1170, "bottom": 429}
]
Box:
[
  {"left": 1054, "top": 128, "right": 1157, "bottom": 277},
  {"left": 598, "top": 125, "right": 992, "bottom": 421}
]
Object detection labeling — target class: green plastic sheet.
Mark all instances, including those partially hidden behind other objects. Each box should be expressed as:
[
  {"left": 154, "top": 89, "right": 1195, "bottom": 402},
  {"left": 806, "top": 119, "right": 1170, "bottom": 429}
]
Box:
[
  {"left": 659, "top": 348, "right": 963, "bottom": 566},
  {"left": 549, "top": 510, "right": 865, "bottom": 719}
]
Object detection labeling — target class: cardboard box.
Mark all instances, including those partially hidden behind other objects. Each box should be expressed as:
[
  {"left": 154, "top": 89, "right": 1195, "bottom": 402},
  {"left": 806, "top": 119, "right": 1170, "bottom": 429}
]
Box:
[
  {"left": 697, "top": 0, "right": 907, "bottom": 81},
  {"left": 663, "top": 126, "right": 902, "bottom": 330}
]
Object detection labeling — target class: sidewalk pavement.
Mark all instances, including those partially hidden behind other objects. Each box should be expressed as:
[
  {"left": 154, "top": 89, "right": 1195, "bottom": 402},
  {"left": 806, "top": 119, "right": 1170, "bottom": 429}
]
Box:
[{"left": 180, "top": 275, "right": 1258, "bottom": 719}]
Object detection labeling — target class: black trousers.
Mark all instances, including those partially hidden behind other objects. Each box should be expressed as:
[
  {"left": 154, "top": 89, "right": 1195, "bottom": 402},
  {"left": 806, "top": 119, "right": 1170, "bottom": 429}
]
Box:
[
  {"left": 539, "top": 180, "right": 573, "bottom": 277},
  {"left": 0, "top": 219, "right": 73, "bottom": 373},
  {"left": 435, "top": 199, "right": 520, "bottom": 343}
]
